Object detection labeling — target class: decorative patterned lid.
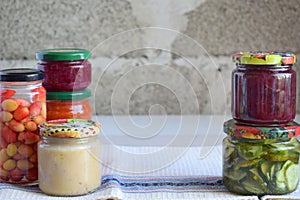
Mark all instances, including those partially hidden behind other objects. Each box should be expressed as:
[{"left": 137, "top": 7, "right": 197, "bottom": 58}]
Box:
[
  {"left": 39, "top": 119, "right": 101, "bottom": 138},
  {"left": 223, "top": 119, "right": 300, "bottom": 139},
  {"left": 233, "top": 51, "right": 296, "bottom": 65}
]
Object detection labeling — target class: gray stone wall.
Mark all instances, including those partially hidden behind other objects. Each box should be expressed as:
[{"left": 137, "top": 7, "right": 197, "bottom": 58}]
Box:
[{"left": 1, "top": 0, "right": 300, "bottom": 115}]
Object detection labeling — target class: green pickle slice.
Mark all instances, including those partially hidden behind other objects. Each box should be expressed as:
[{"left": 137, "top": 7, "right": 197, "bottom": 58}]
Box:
[
  {"left": 241, "top": 176, "right": 265, "bottom": 195},
  {"left": 223, "top": 138, "right": 300, "bottom": 195},
  {"left": 260, "top": 161, "right": 272, "bottom": 180},
  {"left": 285, "top": 164, "right": 299, "bottom": 190}
]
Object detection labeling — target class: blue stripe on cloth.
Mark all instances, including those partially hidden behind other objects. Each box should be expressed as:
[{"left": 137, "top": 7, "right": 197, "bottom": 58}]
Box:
[
  {"left": 0, "top": 175, "right": 226, "bottom": 194},
  {"left": 98, "top": 175, "right": 226, "bottom": 193}
]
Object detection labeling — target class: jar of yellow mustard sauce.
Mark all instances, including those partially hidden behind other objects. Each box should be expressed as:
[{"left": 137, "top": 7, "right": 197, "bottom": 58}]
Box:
[{"left": 38, "top": 119, "right": 101, "bottom": 196}]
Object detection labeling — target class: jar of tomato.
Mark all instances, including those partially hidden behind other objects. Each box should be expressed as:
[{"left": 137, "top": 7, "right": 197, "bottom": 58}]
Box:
[
  {"left": 46, "top": 90, "right": 92, "bottom": 120},
  {"left": 38, "top": 119, "right": 101, "bottom": 196},
  {"left": 36, "top": 48, "right": 92, "bottom": 92},
  {"left": 232, "top": 52, "right": 296, "bottom": 125},
  {"left": 223, "top": 119, "right": 300, "bottom": 195},
  {"left": 0, "top": 68, "right": 46, "bottom": 185}
]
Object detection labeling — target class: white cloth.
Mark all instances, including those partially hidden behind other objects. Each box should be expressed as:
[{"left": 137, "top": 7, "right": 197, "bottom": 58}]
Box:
[{"left": 1, "top": 144, "right": 299, "bottom": 200}]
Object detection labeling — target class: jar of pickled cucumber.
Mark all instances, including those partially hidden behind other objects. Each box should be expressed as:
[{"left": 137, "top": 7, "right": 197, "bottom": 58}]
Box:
[
  {"left": 38, "top": 119, "right": 101, "bottom": 196},
  {"left": 223, "top": 119, "right": 300, "bottom": 195},
  {"left": 232, "top": 52, "right": 296, "bottom": 125},
  {"left": 36, "top": 48, "right": 92, "bottom": 92},
  {"left": 0, "top": 68, "right": 46, "bottom": 185},
  {"left": 46, "top": 90, "right": 92, "bottom": 121}
]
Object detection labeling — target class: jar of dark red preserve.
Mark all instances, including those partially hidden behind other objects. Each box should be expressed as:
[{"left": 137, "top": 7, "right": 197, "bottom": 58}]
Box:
[
  {"left": 36, "top": 48, "right": 92, "bottom": 92},
  {"left": 232, "top": 52, "right": 296, "bottom": 125}
]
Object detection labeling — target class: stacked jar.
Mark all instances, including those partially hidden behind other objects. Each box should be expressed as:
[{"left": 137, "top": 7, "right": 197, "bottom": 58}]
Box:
[
  {"left": 223, "top": 52, "right": 300, "bottom": 195},
  {"left": 36, "top": 48, "right": 92, "bottom": 120}
]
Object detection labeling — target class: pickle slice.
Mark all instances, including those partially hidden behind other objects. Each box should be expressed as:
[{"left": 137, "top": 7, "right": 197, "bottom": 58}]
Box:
[
  {"left": 249, "top": 168, "right": 268, "bottom": 192},
  {"left": 238, "top": 144, "right": 263, "bottom": 160},
  {"left": 224, "top": 170, "right": 247, "bottom": 181},
  {"left": 241, "top": 176, "right": 265, "bottom": 195},
  {"left": 223, "top": 177, "right": 248, "bottom": 194},
  {"left": 261, "top": 161, "right": 272, "bottom": 180},
  {"left": 275, "top": 169, "right": 287, "bottom": 193},
  {"left": 236, "top": 158, "right": 261, "bottom": 169},
  {"left": 285, "top": 164, "right": 299, "bottom": 190},
  {"left": 276, "top": 170, "right": 285, "bottom": 182},
  {"left": 225, "top": 145, "right": 235, "bottom": 159}
]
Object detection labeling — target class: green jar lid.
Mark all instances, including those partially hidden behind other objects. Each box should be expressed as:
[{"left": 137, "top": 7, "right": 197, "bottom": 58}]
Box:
[
  {"left": 233, "top": 51, "right": 296, "bottom": 65},
  {"left": 36, "top": 48, "right": 91, "bottom": 61},
  {"left": 46, "top": 90, "right": 91, "bottom": 101},
  {"left": 224, "top": 119, "right": 300, "bottom": 139}
]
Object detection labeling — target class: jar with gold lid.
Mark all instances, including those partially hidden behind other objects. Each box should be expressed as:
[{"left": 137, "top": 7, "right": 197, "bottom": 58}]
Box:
[
  {"left": 232, "top": 52, "right": 296, "bottom": 125},
  {"left": 38, "top": 119, "right": 101, "bottom": 196}
]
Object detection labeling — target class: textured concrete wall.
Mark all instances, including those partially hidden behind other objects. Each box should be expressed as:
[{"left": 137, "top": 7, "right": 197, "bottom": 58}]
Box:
[{"left": 1, "top": 0, "right": 300, "bottom": 115}]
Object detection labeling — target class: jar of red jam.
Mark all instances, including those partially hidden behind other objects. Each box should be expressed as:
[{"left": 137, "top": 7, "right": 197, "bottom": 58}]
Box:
[
  {"left": 36, "top": 48, "right": 92, "bottom": 92},
  {"left": 0, "top": 68, "right": 46, "bottom": 185},
  {"left": 46, "top": 90, "right": 92, "bottom": 121},
  {"left": 232, "top": 52, "right": 296, "bottom": 125}
]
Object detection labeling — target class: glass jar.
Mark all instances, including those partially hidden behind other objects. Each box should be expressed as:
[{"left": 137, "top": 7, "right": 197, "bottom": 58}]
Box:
[
  {"left": 0, "top": 68, "right": 46, "bottom": 185},
  {"left": 38, "top": 119, "right": 101, "bottom": 196},
  {"left": 232, "top": 52, "right": 296, "bottom": 125},
  {"left": 223, "top": 119, "right": 300, "bottom": 195},
  {"left": 46, "top": 90, "right": 92, "bottom": 121},
  {"left": 36, "top": 48, "right": 92, "bottom": 92}
]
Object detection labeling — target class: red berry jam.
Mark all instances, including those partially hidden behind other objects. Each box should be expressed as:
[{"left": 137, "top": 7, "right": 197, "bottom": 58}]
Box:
[
  {"left": 232, "top": 52, "right": 296, "bottom": 125},
  {"left": 36, "top": 48, "right": 91, "bottom": 92}
]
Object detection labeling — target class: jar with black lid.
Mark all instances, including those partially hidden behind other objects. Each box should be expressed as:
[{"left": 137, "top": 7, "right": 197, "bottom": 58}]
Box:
[{"left": 0, "top": 68, "right": 46, "bottom": 185}]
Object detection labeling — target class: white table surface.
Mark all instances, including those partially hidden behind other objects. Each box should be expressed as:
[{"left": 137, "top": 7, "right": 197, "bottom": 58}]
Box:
[
  {"left": 1, "top": 115, "right": 300, "bottom": 200},
  {"left": 95, "top": 115, "right": 229, "bottom": 147},
  {"left": 94, "top": 115, "right": 300, "bottom": 199}
]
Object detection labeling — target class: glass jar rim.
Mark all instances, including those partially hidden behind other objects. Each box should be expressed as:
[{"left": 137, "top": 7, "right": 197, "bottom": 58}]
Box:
[
  {"left": 223, "top": 119, "right": 300, "bottom": 139},
  {"left": 41, "top": 135, "right": 97, "bottom": 143}
]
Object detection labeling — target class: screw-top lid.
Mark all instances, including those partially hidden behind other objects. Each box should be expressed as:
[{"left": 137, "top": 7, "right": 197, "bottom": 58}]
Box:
[
  {"left": 39, "top": 119, "right": 101, "bottom": 138},
  {"left": 0, "top": 68, "right": 44, "bottom": 82},
  {"left": 36, "top": 48, "right": 91, "bottom": 61},
  {"left": 224, "top": 119, "right": 300, "bottom": 139},
  {"left": 233, "top": 51, "right": 296, "bottom": 65},
  {"left": 46, "top": 90, "right": 91, "bottom": 101}
]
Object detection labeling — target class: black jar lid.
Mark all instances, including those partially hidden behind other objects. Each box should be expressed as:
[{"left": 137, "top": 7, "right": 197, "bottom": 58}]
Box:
[{"left": 0, "top": 68, "right": 44, "bottom": 82}]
